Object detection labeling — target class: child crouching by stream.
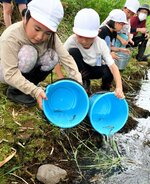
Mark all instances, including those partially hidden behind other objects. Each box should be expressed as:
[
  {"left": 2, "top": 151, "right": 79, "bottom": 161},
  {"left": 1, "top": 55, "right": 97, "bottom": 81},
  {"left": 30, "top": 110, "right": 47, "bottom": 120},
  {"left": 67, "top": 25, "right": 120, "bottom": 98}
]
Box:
[
  {"left": 55, "top": 8, "right": 125, "bottom": 99},
  {"left": 0, "top": 0, "right": 82, "bottom": 109}
]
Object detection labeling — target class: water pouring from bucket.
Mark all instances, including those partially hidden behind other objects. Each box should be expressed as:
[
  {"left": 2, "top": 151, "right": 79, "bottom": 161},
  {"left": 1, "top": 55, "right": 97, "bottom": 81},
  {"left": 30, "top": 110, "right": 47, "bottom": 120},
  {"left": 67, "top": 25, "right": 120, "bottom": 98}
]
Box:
[
  {"left": 88, "top": 92, "right": 129, "bottom": 136},
  {"left": 42, "top": 79, "right": 89, "bottom": 128}
]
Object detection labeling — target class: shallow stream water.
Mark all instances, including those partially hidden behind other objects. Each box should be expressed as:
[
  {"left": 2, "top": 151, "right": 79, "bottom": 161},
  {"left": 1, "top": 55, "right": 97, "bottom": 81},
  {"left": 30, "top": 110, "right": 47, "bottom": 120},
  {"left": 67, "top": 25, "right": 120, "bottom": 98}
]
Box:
[{"left": 102, "top": 70, "right": 150, "bottom": 184}]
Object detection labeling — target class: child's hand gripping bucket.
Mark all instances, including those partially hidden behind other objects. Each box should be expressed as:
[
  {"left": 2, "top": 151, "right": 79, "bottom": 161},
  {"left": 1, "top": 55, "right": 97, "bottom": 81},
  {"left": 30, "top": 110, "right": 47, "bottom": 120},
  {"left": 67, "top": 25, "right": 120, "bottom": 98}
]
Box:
[
  {"left": 42, "top": 79, "right": 89, "bottom": 128},
  {"left": 88, "top": 92, "right": 129, "bottom": 136}
]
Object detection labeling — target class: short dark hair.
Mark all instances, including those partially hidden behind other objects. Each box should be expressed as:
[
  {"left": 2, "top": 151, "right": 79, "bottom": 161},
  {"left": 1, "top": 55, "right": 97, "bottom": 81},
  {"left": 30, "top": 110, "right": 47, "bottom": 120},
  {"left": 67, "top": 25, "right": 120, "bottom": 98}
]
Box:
[
  {"left": 106, "top": 20, "right": 115, "bottom": 29},
  {"left": 22, "top": 8, "right": 31, "bottom": 22}
]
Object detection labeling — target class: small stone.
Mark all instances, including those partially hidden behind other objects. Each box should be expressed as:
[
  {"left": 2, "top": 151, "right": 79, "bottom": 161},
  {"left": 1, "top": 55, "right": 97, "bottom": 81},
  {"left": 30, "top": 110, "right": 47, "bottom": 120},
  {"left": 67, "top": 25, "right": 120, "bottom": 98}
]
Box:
[{"left": 36, "top": 164, "right": 67, "bottom": 184}]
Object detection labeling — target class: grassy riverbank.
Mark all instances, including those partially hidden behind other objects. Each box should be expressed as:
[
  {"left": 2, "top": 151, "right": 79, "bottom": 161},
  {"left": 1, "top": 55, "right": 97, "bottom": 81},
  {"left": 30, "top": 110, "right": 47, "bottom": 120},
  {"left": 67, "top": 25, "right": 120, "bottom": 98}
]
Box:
[{"left": 0, "top": 60, "right": 149, "bottom": 184}]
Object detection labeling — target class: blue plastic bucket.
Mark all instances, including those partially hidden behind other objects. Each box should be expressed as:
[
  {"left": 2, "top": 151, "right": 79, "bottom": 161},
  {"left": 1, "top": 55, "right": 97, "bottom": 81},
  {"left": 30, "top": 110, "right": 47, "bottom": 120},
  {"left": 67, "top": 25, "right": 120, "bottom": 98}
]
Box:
[
  {"left": 43, "top": 79, "right": 89, "bottom": 128},
  {"left": 89, "top": 92, "right": 129, "bottom": 136}
]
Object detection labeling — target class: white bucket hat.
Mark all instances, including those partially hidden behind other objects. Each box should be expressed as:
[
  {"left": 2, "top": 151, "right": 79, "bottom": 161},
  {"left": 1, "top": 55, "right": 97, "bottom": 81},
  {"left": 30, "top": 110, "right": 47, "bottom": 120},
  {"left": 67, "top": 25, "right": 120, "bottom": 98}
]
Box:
[
  {"left": 124, "top": 0, "right": 140, "bottom": 14},
  {"left": 28, "top": 0, "right": 64, "bottom": 32},
  {"left": 109, "top": 9, "right": 128, "bottom": 24},
  {"left": 73, "top": 8, "right": 100, "bottom": 38}
]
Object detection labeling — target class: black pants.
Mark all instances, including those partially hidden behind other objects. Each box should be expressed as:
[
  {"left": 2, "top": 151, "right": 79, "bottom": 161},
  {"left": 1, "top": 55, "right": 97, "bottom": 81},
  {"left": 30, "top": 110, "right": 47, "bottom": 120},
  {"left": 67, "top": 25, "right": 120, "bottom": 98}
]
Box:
[
  {"left": 22, "top": 65, "right": 52, "bottom": 85},
  {"left": 68, "top": 48, "right": 113, "bottom": 89},
  {"left": 127, "top": 35, "right": 148, "bottom": 59},
  {"left": 6, "top": 65, "right": 52, "bottom": 106}
]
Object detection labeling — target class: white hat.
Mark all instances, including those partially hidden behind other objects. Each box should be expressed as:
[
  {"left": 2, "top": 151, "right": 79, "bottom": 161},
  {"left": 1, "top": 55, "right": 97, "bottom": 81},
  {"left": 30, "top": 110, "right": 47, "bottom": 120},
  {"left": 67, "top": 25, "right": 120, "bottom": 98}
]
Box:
[
  {"left": 109, "top": 9, "right": 128, "bottom": 24},
  {"left": 73, "top": 8, "right": 100, "bottom": 38},
  {"left": 28, "top": 0, "right": 64, "bottom": 32},
  {"left": 124, "top": 0, "right": 140, "bottom": 14}
]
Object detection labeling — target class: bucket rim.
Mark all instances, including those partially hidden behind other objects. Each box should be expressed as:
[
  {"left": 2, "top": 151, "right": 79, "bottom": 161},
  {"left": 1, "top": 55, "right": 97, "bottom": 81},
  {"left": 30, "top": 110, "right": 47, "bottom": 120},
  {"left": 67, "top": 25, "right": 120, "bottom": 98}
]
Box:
[
  {"left": 89, "top": 92, "right": 129, "bottom": 135},
  {"left": 42, "top": 79, "right": 89, "bottom": 128}
]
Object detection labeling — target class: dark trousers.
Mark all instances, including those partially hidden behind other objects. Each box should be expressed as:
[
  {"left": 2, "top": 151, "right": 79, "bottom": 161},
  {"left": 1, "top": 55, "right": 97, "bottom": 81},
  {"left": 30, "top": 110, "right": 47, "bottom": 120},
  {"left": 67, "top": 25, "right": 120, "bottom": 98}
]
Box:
[
  {"left": 127, "top": 35, "right": 148, "bottom": 59},
  {"left": 68, "top": 48, "right": 113, "bottom": 89},
  {"left": 6, "top": 65, "right": 52, "bottom": 105},
  {"left": 22, "top": 65, "right": 52, "bottom": 85}
]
